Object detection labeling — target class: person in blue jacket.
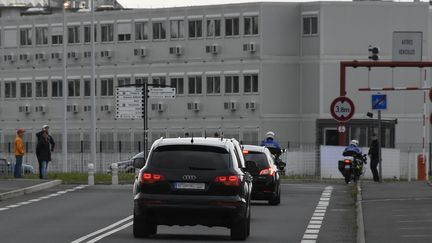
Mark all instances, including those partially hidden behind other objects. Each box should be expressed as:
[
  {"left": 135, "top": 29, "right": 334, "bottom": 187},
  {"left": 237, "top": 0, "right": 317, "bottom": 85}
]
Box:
[
  {"left": 260, "top": 131, "right": 282, "bottom": 157},
  {"left": 343, "top": 140, "right": 363, "bottom": 157}
]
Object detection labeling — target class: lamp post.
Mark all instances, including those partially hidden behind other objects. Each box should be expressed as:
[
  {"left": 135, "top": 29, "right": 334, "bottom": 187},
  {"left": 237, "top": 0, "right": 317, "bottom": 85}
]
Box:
[
  {"left": 62, "top": 1, "right": 68, "bottom": 172},
  {"left": 90, "top": 0, "right": 97, "bottom": 173}
]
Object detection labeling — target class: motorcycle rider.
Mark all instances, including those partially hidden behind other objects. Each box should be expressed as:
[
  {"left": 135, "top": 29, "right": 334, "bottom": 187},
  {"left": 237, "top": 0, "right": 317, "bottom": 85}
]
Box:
[
  {"left": 343, "top": 139, "right": 363, "bottom": 158},
  {"left": 260, "top": 131, "right": 282, "bottom": 157}
]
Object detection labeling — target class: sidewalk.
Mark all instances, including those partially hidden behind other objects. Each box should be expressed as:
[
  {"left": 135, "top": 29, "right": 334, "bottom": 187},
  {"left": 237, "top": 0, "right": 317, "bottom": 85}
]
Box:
[
  {"left": 361, "top": 181, "right": 432, "bottom": 243},
  {"left": 0, "top": 179, "right": 62, "bottom": 201}
]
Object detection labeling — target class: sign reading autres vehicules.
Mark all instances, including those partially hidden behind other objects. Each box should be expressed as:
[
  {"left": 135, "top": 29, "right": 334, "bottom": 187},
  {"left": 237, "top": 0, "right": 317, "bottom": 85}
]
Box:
[
  {"left": 392, "top": 31, "right": 422, "bottom": 61},
  {"left": 115, "top": 87, "right": 143, "bottom": 119}
]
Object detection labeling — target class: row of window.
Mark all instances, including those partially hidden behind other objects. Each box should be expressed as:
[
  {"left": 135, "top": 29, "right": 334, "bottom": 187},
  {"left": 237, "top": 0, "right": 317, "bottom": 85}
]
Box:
[
  {"left": 0, "top": 74, "right": 259, "bottom": 99},
  {"left": 1, "top": 16, "right": 258, "bottom": 48}
]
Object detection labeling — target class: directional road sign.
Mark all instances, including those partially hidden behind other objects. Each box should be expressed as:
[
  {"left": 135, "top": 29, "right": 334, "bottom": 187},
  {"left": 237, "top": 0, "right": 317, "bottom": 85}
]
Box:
[
  {"left": 148, "top": 87, "right": 176, "bottom": 99},
  {"left": 115, "top": 87, "right": 143, "bottom": 119},
  {"left": 330, "top": 96, "right": 355, "bottom": 122},
  {"left": 372, "top": 94, "right": 387, "bottom": 110}
]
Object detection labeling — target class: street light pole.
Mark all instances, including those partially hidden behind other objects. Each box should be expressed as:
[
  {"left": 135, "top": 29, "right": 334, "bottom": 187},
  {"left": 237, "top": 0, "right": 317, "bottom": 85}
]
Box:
[
  {"left": 90, "top": 0, "right": 97, "bottom": 172},
  {"left": 62, "top": 1, "right": 68, "bottom": 172}
]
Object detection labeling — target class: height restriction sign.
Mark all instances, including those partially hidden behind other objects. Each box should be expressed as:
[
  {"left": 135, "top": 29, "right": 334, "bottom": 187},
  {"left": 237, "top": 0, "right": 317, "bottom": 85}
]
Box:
[{"left": 330, "top": 96, "right": 355, "bottom": 122}]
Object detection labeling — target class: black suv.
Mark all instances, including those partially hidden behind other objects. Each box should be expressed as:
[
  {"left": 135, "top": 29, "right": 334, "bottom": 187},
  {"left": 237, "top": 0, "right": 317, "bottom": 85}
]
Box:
[
  {"left": 133, "top": 137, "right": 253, "bottom": 240},
  {"left": 242, "top": 145, "right": 285, "bottom": 205}
]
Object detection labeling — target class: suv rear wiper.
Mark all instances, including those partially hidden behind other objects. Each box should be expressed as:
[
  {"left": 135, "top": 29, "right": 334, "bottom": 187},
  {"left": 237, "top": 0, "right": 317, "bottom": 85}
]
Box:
[{"left": 188, "top": 166, "right": 216, "bottom": 171}]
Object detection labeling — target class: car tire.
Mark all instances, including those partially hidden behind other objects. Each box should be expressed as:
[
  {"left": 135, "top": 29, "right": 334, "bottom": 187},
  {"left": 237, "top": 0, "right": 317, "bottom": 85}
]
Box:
[
  {"left": 133, "top": 213, "right": 157, "bottom": 238},
  {"left": 268, "top": 185, "right": 281, "bottom": 205},
  {"left": 230, "top": 209, "right": 249, "bottom": 240}
]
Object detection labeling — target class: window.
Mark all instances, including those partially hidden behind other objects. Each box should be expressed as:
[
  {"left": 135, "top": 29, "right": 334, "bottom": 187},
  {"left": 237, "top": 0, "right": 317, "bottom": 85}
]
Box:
[
  {"left": 101, "top": 78, "right": 113, "bottom": 96},
  {"left": 35, "top": 80, "right": 48, "bottom": 97},
  {"left": 35, "top": 27, "right": 48, "bottom": 45},
  {"left": 188, "top": 20, "right": 202, "bottom": 38},
  {"left": 170, "top": 20, "right": 184, "bottom": 39},
  {"left": 188, "top": 76, "right": 202, "bottom": 94},
  {"left": 51, "top": 26, "right": 63, "bottom": 45},
  {"left": 101, "top": 24, "right": 114, "bottom": 42},
  {"left": 84, "top": 79, "right": 97, "bottom": 96},
  {"left": 225, "top": 17, "right": 239, "bottom": 36},
  {"left": 20, "top": 28, "right": 32, "bottom": 46},
  {"left": 68, "top": 79, "right": 80, "bottom": 97},
  {"left": 151, "top": 76, "right": 166, "bottom": 87},
  {"left": 206, "top": 76, "right": 221, "bottom": 94},
  {"left": 135, "top": 76, "right": 148, "bottom": 86},
  {"left": 152, "top": 21, "right": 166, "bottom": 40},
  {"left": 117, "top": 22, "right": 131, "bottom": 42},
  {"left": 135, "top": 21, "right": 148, "bottom": 41},
  {"left": 68, "top": 26, "right": 80, "bottom": 44},
  {"left": 84, "top": 24, "right": 97, "bottom": 43},
  {"left": 117, "top": 77, "right": 131, "bottom": 86},
  {"left": 52, "top": 80, "right": 63, "bottom": 97},
  {"left": 225, "top": 75, "right": 239, "bottom": 94},
  {"left": 4, "top": 29, "right": 17, "bottom": 48},
  {"left": 206, "top": 19, "right": 221, "bottom": 37},
  {"left": 170, "top": 77, "right": 184, "bottom": 95},
  {"left": 244, "top": 16, "right": 258, "bottom": 35},
  {"left": 244, "top": 74, "right": 258, "bottom": 93},
  {"left": 5, "top": 81, "right": 16, "bottom": 98},
  {"left": 302, "top": 15, "right": 318, "bottom": 36},
  {"left": 20, "top": 82, "right": 32, "bottom": 98}
]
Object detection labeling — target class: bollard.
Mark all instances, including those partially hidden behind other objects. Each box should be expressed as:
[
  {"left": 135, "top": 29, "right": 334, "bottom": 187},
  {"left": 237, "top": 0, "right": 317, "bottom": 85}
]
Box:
[
  {"left": 111, "top": 163, "right": 119, "bottom": 185},
  {"left": 88, "top": 163, "right": 95, "bottom": 186}
]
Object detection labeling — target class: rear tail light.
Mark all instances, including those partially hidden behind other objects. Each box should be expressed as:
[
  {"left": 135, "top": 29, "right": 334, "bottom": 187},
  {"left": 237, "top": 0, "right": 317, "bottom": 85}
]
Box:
[
  {"left": 344, "top": 159, "right": 351, "bottom": 164},
  {"left": 259, "top": 167, "right": 275, "bottom": 176},
  {"left": 214, "top": 175, "right": 240, "bottom": 186},
  {"left": 140, "top": 172, "right": 165, "bottom": 184}
]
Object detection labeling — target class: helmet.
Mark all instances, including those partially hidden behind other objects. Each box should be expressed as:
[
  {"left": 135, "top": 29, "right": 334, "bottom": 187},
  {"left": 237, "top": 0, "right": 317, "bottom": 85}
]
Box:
[
  {"left": 350, "top": 140, "right": 359, "bottom": 146},
  {"left": 266, "top": 131, "right": 275, "bottom": 139}
]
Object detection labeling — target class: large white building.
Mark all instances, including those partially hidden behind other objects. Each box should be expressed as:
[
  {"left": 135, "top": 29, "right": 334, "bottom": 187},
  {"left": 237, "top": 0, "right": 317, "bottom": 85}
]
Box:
[{"left": 0, "top": 1, "right": 430, "bottom": 160}]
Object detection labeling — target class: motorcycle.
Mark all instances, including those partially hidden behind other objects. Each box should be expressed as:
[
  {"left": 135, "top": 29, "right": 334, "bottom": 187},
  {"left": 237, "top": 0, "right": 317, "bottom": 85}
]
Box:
[
  {"left": 338, "top": 154, "right": 367, "bottom": 184},
  {"left": 267, "top": 147, "right": 287, "bottom": 175}
]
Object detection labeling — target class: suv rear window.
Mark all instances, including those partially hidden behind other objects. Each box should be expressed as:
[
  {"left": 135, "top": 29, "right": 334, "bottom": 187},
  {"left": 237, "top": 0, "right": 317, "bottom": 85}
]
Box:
[
  {"left": 244, "top": 152, "right": 269, "bottom": 169},
  {"left": 148, "top": 145, "right": 230, "bottom": 170}
]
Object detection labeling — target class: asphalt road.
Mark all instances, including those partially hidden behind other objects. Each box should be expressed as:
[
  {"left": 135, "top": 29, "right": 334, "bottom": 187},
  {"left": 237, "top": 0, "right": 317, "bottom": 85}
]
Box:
[{"left": 0, "top": 183, "right": 355, "bottom": 243}]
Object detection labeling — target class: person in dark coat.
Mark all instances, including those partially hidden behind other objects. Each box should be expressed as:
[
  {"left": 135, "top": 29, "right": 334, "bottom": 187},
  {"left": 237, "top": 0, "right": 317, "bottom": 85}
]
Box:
[
  {"left": 368, "top": 134, "right": 380, "bottom": 182},
  {"left": 36, "top": 131, "right": 51, "bottom": 179}
]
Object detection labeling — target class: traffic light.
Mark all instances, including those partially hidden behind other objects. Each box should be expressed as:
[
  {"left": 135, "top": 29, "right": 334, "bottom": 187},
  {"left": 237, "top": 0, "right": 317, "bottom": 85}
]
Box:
[{"left": 368, "top": 46, "right": 379, "bottom": 61}]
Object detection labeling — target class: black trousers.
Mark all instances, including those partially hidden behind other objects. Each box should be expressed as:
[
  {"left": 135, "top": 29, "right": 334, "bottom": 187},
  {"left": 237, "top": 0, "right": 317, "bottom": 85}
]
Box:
[{"left": 370, "top": 157, "right": 380, "bottom": 182}]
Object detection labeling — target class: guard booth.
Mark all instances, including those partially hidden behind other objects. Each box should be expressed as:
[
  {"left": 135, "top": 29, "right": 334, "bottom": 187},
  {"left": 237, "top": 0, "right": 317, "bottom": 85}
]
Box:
[{"left": 317, "top": 119, "right": 396, "bottom": 148}]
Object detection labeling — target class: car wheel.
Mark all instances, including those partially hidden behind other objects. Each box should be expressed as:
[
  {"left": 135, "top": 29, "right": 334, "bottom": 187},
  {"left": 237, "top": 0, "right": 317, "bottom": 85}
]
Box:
[
  {"left": 133, "top": 213, "right": 157, "bottom": 238},
  {"left": 268, "top": 185, "right": 281, "bottom": 205},
  {"left": 230, "top": 210, "right": 248, "bottom": 240}
]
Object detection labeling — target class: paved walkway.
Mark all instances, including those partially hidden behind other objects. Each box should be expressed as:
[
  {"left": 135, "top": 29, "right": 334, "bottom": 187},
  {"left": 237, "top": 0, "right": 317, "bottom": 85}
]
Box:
[
  {"left": 0, "top": 179, "right": 62, "bottom": 200},
  {"left": 362, "top": 181, "right": 432, "bottom": 243}
]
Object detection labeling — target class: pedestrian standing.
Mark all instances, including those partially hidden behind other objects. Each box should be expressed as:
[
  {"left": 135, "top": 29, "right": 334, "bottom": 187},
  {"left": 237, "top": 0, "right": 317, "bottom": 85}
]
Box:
[
  {"left": 14, "top": 128, "right": 25, "bottom": 178},
  {"left": 36, "top": 131, "right": 51, "bottom": 179},
  {"left": 41, "top": 125, "right": 55, "bottom": 152},
  {"left": 368, "top": 134, "right": 380, "bottom": 182}
]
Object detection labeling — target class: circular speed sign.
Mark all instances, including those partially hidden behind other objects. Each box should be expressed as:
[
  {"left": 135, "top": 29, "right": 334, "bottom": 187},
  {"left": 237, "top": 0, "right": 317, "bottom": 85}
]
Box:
[{"left": 330, "top": 96, "right": 355, "bottom": 122}]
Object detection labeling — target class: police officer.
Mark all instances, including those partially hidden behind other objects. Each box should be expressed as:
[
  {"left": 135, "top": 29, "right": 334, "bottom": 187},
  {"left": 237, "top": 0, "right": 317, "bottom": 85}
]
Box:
[
  {"left": 368, "top": 134, "right": 380, "bottom": 182},
  {"left": 260, "top": 131, "right": 282, "bottom": 157}
]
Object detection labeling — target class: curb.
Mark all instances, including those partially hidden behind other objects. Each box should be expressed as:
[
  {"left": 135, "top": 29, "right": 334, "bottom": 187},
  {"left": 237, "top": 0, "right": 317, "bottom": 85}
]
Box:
[
  {"left": 0, "top": 179, "right": 62, "bottom": 201},
  {"left": 356, "top": 182, "right": 366, "bottom": 243},
  {"left": 281, "top": 179, "right": 348, "bottom": 184}
]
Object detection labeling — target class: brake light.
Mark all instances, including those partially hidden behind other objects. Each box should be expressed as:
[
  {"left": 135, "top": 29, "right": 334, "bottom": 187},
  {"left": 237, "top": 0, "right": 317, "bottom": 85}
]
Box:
[
  {"left": 259, "top": 168, "right": 275, "bottom": 176},
  {"left": 344, "top": 159, "right": 351, "bottom": 164},
  {"left": 243, "top": 150, "right": 249, "bottom": 154},
  {"left": 140, "top": 172, "right": 164, "bottom": 184},
  {"left": 214, "top": 175, "right": 240, "bottom": 186}
]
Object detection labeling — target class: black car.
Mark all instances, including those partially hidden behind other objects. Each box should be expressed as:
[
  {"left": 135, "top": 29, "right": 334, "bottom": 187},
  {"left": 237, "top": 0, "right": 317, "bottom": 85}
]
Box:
[
  {"left": 133, "top": 137, "right": 253, "bottom": 240},
  {"left": 242, "top": 145, "right": 285, "bottom": 205},
  {"left": 107, "top": 152, "right": 144, "bottom": 174}
]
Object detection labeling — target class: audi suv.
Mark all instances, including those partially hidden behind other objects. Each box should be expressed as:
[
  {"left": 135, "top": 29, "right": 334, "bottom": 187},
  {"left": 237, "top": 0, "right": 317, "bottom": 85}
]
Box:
[{"left": 133, "top": 137, "right": 253, "bottom": 240}]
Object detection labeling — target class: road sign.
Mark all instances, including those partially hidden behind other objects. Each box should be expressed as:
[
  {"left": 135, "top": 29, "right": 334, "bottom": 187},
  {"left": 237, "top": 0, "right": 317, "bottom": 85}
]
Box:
[
  {"left": 115, "top": 87, "right": 144, "bottom": 119},
  {"left": 148, "top": 87, "right": 176, "bottom": 99},
  {"left": 392, "top": 31, "right": 422, "bottom": 61},
  {"left": 330, "top": 96, "right": 355, "bottom": 122},
  {"left": 338, "top": 125, "right": 346, "bottom": 133},
  {"left": 372, "top": 94, "right": 387, "bottom": 110}
]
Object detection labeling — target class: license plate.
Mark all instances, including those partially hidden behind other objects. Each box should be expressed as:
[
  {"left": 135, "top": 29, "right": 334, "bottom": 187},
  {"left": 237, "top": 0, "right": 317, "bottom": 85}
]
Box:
[
  {"left": 345, "top": 165, "right": 351, "bottom": 169},
  {"left": 175, "top": 182, "right": 205, "bottom": 190}
]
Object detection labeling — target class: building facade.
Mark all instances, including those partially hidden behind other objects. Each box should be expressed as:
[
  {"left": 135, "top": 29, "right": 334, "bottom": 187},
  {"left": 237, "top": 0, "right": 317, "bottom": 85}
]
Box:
[{"left": 0, "top": 1, "right": 430, "bottom": 157}]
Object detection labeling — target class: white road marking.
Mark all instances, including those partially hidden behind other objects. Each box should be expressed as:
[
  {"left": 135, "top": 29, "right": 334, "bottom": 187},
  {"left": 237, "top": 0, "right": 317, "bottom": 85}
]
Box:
[
  {"left": 86, "top": 222, "right": 133, "bottom": 243},
  {"left": 301, "top": 186, "right": 333, "bottom": 243},
  {"left": 70, "top": 215, "right": 133, "bottom": 243},
  {"left": 0, "top": 208, "right": 9, "bottom": 211}
]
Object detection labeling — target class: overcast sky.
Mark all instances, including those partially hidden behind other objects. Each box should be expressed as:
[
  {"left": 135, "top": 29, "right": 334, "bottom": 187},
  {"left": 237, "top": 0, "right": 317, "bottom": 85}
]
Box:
[{"left": 117, "top": 0, "right": 427, "bottom": 8}]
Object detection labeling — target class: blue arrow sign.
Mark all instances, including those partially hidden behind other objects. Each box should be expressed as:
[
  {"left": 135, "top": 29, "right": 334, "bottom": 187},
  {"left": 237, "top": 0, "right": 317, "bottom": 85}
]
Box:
[{"left": 372, "top": 94, "right": 387, "bottom": 110}]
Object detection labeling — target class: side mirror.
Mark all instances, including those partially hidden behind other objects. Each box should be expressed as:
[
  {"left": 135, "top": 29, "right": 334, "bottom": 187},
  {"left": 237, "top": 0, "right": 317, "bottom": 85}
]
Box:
[
  {"left": 133, "top": 157, "right": 145, "bottom": 169},
  {"left": 278, "top": 161, "right": 286, "bottom": 170},
  {"left": 245, "top": 160, "right": 260, "bottom": 175}
]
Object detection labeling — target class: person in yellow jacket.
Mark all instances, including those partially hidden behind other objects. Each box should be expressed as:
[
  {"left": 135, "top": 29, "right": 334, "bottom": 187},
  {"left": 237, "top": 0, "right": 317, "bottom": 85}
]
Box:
[{"left": 14, "top": 128, "right": 25, "bottom": 178}]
